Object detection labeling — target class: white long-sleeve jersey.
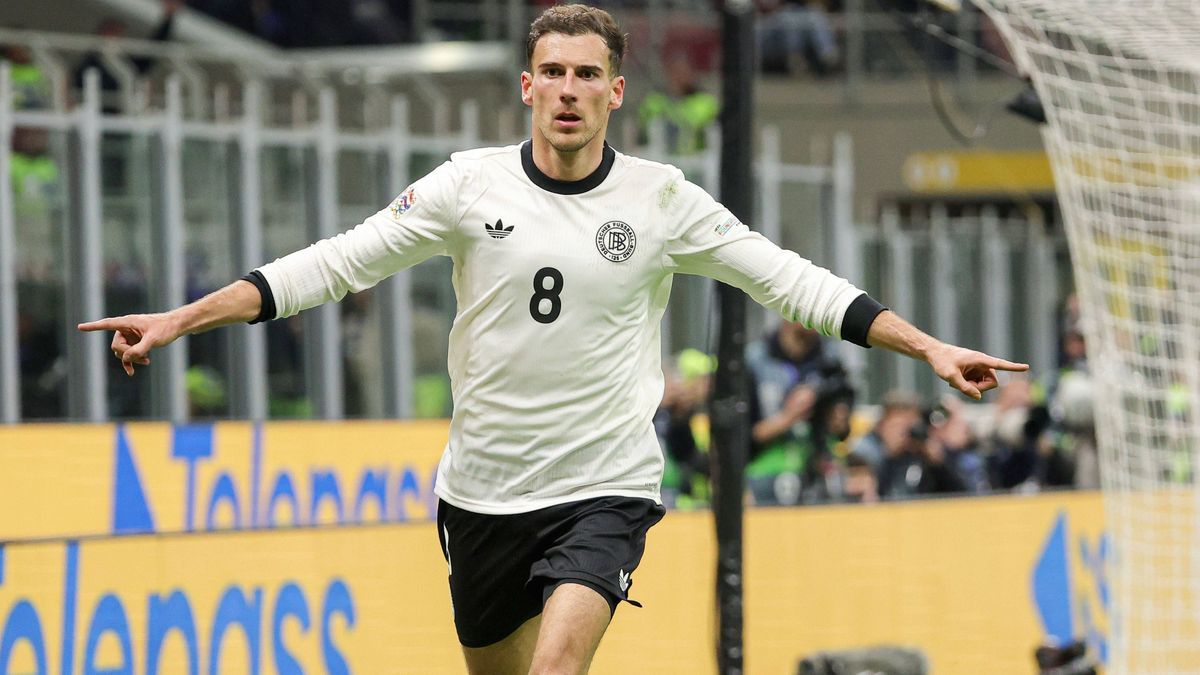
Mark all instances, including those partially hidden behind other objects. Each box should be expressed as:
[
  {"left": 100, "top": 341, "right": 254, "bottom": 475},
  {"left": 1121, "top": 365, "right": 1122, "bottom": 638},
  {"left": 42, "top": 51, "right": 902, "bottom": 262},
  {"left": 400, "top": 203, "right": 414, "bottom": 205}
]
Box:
[{"left": 253, "top": 141, "right": 883, "bottom": 514}]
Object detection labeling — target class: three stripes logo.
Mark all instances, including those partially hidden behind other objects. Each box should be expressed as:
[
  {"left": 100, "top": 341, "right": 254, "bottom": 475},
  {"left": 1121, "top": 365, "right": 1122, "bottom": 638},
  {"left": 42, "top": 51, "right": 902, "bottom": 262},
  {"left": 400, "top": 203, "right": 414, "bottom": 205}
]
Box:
[{"left": 485, "top": 219, "right": 514, "bottom": 239}]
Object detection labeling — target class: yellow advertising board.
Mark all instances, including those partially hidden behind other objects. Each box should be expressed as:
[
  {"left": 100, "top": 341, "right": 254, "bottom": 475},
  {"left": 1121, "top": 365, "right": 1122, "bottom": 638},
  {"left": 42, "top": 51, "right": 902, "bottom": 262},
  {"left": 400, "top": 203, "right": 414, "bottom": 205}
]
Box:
[
  {"left": 0, "top": 423, "right": 1108, "bottom": 673},
  {"left": 0, "top": 526, "right": 456, "bottom": 674},
  {"left": 0, "top": 421, "right": 448, "bottom": 542},
  {"left": 903, "top": 150, "right": 1055, "bottom": 194}
]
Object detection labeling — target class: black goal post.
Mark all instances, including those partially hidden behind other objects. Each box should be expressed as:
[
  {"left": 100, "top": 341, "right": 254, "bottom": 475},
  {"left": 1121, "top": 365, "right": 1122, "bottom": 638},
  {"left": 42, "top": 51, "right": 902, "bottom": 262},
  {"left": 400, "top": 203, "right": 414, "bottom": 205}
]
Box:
[{"left": 711, "top": 2, "right": 754, "bottom": 674}]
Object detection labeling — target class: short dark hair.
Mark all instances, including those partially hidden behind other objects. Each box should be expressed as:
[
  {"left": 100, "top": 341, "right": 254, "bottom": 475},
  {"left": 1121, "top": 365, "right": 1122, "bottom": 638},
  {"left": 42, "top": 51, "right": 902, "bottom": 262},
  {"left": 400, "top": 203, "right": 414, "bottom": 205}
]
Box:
[{"left": 527, "top": 4, "right": 628, "bottom": 75}]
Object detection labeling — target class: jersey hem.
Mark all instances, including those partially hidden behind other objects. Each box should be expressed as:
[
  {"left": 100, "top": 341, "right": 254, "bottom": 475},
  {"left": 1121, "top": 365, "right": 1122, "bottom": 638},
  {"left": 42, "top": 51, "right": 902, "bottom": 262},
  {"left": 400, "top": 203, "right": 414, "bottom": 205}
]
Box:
[{"left": 433, "top": 485, "right": 663, "bottom": 515}]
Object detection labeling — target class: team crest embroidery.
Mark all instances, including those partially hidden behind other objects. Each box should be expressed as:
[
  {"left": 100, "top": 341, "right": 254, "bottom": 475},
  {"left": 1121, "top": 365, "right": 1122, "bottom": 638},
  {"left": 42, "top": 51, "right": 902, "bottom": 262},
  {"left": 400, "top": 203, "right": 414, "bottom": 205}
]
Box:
[
  {"left": 388, "top": 187, "right": 416, "bottom": 220},
  {"left": 596, "top": 221, "right": 637, "bottom": 263}
]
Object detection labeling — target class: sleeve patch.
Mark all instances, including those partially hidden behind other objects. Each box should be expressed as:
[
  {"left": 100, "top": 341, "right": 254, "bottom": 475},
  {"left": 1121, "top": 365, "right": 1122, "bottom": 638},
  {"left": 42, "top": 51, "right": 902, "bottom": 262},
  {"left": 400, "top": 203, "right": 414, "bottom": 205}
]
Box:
[
  {"left": 388, "top": 187, "right": 417, "bottom": 220},
  {"left": 715, "top": 216, "right": 743, "bottom": 237}
]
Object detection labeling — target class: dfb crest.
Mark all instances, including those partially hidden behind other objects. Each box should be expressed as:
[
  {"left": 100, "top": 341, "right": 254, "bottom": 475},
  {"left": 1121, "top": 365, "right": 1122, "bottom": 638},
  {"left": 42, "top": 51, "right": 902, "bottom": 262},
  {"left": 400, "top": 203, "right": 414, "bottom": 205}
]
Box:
[{"left": 595, "top": 221, "right": 636, "bottom": 263}]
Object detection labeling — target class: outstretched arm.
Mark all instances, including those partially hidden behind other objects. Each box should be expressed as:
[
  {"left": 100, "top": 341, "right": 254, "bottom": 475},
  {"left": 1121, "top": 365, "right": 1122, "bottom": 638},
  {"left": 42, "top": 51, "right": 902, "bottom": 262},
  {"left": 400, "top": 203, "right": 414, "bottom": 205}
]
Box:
[
  {"left": 867, "top": 310, "right": 1029, "bottom": 400},
  {"left": 77, "top": 279, "right": 261, "bottom": 377}
]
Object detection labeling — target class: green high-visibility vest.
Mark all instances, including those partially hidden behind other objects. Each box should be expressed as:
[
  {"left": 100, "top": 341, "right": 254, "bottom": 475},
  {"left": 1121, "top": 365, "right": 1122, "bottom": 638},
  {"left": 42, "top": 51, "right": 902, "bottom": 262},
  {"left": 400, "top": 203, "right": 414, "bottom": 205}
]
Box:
[
  {"left": 638, "top": 91, "right": 719, "bottom": 155},
  {"left": 10, "top": 63, "right": 50, "bottom": 109}
]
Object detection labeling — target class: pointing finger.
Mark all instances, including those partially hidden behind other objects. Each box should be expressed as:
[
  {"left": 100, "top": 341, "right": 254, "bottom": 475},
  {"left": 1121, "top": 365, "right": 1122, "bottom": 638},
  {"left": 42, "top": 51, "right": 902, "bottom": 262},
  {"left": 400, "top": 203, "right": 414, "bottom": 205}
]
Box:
[
  {"left": 78, "top": 317, "right": 129, "bottom": 332},
  {"left": 991, "top": 358, "right": 1029, "bottom": 372}
]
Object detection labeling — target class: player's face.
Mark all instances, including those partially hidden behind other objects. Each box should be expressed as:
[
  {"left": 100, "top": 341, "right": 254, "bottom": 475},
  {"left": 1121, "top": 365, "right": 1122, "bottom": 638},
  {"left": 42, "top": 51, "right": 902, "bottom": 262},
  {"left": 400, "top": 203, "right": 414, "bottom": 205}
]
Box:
[{"left": 521, "top": 32, "right": 625, "bottom": 154}]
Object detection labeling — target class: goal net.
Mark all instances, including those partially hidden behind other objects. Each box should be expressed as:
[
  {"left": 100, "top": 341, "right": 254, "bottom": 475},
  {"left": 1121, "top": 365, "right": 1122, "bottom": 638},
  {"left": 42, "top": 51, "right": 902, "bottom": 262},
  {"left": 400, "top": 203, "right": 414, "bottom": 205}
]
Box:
[{"left": 972, "top": 1, "right": 1200, "bottom": 672}]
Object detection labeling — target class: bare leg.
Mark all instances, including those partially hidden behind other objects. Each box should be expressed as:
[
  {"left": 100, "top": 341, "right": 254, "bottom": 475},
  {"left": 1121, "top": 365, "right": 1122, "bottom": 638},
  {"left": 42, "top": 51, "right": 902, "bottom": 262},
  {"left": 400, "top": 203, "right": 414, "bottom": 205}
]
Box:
[
  {"left": 527, "top": 583, "right": 613, "bottom": 675},
  {"left": 462, "top": 614, "right": 542, "bottom": 675}
]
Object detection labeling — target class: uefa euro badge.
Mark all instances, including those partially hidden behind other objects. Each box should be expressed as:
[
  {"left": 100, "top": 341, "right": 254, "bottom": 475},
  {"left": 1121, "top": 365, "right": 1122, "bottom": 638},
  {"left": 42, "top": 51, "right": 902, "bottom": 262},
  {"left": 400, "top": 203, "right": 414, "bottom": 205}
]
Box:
[
  {"left": 388, "top": 187, "right": 417, "bottom": 221},
  {"left": 596, "top": 221, "right": 637, "bottom": 263}
]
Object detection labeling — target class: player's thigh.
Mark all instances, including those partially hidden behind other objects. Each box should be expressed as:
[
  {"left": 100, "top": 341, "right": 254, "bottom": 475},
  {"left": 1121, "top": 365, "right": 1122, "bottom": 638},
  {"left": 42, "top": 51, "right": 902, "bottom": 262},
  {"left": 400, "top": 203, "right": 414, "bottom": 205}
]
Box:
[
  {"left": 461, "top": 614, "right": 542, "bottom": 675},
  {"left": 528, "top": 582, "right": 613, "bottom": 675},
  {"left": 437, "top": 500, "right": 545, "bottom": 649}
]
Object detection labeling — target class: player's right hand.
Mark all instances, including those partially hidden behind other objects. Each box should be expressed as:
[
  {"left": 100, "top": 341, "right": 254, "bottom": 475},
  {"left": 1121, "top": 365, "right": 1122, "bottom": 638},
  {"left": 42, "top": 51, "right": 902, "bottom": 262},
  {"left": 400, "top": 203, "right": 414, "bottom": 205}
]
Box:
[{"left": 77, "top": 313, "right": 179, "bottom": 377}]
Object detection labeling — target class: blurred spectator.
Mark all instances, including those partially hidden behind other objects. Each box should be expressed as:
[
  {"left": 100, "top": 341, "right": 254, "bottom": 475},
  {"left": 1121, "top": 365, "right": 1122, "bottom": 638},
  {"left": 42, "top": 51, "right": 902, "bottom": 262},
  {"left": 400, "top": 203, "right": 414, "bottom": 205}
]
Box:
[
  {"left": 851, "top": 389, "right": 922, "bottom": 473},
  {"left": 638, "top": 55, "right": 718, "bottom": 155},
  {"left": 343, "top": 291, "right": 384, "bottom": 418},
  {"left": 876, "top": 401, "right": 968, "bottom": 500},
  {"left": 841, "top": 452, "right": 878, "bottom": 503},
  {"left": 928, "top": 396, "right": 989, "bottom": 493},
  {"left": 745, "top": 320, "right": 853, "bottom": 505},
  {"left": 656, "top": 349, "right": 714, "bottom": 508},
  {"left": 10, "top": 126, "right": 62, "bottom": 284},
  {"left": 193, "top": 0, "right": 412, "bottom": 47},
  {"left": 978, "top": 376, "right": 1033, "bottom": 489},
  {"left": 186, "top": 365, "right": 228, "bottom": 418},
  {"left": 804, "top": 374, "right": 857, "bottom": 500},
  {"left": 757, "top": 0, "right": 840, "bottom": 77},
  {"left": 267, "top": 316, "right": 312, "bottom": 418},
  {"left": 1034, "top": 292, "right": 1097, "bottom": 489},
  {"left": 71, "top": 0, "right": 180, "bottom": 111},
  {"left": 10, "top": 127, "right": 58, "bottom": 211},
  {"left": 1, "top": 41, "right": 51, "bottom": 110},
  {"left": 977, "top": 376, "right": 1071, "bottom": 491},
  {"left": 17, "top": 303, "right": 65, "bottom": 418},
  {"left": 1059, "top": 327, "right": 1088, "bottom": 374},
  {"left": 1056, "top": 293, "right": 1087, "bottom": 375},
  {"left": 1050, "top": 369, "right": 1097, "bottom": 489}
]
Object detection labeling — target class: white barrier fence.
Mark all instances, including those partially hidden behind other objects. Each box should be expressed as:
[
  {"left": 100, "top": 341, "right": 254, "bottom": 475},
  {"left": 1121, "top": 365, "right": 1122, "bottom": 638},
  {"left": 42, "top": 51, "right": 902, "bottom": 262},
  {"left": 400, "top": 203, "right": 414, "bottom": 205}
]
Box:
[
  {"left": 0, "top": 48, "right": 856, "bottom": 423},
  {"left": 856, "top": 204, "right": 1065, "bottom": 404}
]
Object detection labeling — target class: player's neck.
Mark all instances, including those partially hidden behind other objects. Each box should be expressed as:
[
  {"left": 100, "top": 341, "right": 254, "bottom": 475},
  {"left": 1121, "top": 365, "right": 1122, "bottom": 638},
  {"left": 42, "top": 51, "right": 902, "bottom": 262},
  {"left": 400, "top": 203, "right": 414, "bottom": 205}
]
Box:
[{"left": 531, "top": 134, "right": 607, "bottom": 182}]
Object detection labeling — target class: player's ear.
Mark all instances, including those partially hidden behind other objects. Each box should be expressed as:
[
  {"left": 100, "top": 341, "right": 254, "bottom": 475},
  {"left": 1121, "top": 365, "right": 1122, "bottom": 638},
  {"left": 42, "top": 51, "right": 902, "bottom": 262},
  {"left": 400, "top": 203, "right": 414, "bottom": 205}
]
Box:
[
  {"left": 609, "top": 74, "right": 625, "bottom": 111},
  {"left": 521, "top": 71, "right": 534, "bottom": 107}
]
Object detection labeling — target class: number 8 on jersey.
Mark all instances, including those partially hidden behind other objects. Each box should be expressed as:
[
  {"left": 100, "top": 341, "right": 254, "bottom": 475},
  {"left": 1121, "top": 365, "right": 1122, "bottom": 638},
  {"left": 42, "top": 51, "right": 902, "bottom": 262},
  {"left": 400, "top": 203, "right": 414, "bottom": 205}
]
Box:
[{"left": 530, "top": 267, "right": 564, "bottom": 324}]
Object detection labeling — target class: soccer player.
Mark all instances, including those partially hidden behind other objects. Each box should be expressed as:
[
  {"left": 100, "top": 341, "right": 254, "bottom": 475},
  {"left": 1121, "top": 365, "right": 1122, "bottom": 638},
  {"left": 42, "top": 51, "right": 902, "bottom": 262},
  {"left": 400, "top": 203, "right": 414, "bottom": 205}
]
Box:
[{"left": 79, "top": 5, "right": 1028, "bottom": 673}]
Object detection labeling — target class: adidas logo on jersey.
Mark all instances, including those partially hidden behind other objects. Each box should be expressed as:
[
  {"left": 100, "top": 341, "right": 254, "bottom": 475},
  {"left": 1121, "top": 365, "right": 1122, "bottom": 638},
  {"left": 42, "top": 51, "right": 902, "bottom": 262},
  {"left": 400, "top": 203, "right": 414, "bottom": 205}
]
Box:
[{"left": 485, "top": 219, "right": 514, "bottom": 239}]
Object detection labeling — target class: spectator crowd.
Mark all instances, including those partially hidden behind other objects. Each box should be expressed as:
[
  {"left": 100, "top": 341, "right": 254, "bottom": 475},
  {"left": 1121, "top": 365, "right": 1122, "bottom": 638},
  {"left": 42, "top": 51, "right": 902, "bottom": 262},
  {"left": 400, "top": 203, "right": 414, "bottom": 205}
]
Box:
[{"left": 656, "top": 299, "right": 1100, "bottom": 509}]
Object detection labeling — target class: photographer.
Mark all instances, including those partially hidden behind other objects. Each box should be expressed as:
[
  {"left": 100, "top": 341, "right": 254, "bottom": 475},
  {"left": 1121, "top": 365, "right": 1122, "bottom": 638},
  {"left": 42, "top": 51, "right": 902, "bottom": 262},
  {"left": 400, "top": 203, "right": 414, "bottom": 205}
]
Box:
[
  {"left": 877, "top": 401, "right": 971, "bottom": 499},
  {"left": 745, "top": 321, "right": 856, "bottom": 505}
]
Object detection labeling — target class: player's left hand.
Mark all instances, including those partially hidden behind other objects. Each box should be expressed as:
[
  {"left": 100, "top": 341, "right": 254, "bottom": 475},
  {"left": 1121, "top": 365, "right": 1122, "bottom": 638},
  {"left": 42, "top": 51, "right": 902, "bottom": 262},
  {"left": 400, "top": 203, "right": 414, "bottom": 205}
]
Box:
[
  {"left": 77, "top": 312, "right": 181, "bottom": 377},
  {"left": 925, "top": 343, "right": 1029, "bottom": 400}
]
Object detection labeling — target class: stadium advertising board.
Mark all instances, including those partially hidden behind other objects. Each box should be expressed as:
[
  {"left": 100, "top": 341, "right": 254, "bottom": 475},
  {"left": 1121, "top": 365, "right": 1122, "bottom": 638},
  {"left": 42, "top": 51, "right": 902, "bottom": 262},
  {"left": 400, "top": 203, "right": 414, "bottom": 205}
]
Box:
[
  {"left": 0, "top": 421, "right": 457, "bottom": 673},
  {"left": 0, "top": 421, "right": 447, "bottom": 542},
  {"left": 0, "top": 523, "right": 460, "bottom": 673},
  {"left": 1, "top": 423, "right": 1107, "bottom": 673}
]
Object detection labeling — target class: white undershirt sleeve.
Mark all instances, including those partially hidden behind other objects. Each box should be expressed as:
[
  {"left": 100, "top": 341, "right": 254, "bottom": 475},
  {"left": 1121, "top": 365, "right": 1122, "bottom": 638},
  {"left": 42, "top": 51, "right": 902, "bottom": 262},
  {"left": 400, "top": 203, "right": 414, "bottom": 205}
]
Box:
[
  {"left": 256, "top": 160, "right": 461, "bottom": 318},
  {"left": 663, "top": 174, "right": 863, "bottom": 338}
]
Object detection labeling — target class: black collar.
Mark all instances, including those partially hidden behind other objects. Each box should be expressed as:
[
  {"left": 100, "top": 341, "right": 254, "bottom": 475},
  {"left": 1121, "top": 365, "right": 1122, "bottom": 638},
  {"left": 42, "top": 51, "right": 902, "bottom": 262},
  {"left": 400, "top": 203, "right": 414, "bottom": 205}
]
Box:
[{"left": 521, "top": 139, "right": 615, "bottom": 195}]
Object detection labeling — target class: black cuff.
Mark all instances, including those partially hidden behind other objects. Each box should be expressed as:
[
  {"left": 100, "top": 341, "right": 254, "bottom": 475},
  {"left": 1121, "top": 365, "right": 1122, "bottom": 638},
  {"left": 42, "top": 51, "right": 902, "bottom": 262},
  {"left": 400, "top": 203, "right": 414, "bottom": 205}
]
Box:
[
  {"left": 241, "top": 271, "right": 277, "bottom": 324},
  {"left": 840, "top": 293, "right": 887, "bottom": 348}
]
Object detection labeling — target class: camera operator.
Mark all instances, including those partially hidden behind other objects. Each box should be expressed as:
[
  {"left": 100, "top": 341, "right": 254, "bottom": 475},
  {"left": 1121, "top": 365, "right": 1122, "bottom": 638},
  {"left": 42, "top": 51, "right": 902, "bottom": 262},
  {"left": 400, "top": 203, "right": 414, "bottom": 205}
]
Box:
[
  {"left": 929, "top": 396, "right": 989, "bottom": 494},
  {"left": 745, "top": 320, "right": 856, "bottom": 505},
  {"left": 877, "top": 401, "right": 969, "bottom": 499}
]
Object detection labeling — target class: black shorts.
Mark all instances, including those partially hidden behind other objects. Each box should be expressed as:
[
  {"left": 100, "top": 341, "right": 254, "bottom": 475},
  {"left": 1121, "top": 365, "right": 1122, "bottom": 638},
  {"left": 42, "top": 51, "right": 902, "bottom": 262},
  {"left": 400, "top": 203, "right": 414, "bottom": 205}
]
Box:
[{"left": 436, "top": 496, "right": 666, "bottom": 648}]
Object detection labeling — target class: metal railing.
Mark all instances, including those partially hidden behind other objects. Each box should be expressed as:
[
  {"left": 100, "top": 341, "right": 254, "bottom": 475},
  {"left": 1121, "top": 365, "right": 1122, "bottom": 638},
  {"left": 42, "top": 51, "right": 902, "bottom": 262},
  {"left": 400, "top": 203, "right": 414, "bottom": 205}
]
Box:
[
  {"left": 0, "top": 17, "right": 1060, "bottom": 424},
  {"left": 856, "top": 204, "right": 1065, "bottom": 403},
  {"left": 0, "top": 32, "right": 854, "bottom": 422}
]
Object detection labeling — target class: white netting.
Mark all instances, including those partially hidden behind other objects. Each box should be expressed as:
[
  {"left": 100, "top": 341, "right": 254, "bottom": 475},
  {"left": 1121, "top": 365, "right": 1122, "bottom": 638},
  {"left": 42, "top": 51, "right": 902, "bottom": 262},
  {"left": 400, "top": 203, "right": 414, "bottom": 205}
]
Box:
[{"left": 974, "top": 1, "right": 1200, "bottom": 673}]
